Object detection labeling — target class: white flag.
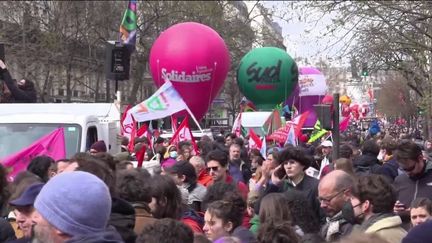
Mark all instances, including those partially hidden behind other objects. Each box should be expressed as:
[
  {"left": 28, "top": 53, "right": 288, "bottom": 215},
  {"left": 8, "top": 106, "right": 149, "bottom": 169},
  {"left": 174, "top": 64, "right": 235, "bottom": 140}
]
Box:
[{"left": 128, "top": 81, "right": 188, "bottom": 122}]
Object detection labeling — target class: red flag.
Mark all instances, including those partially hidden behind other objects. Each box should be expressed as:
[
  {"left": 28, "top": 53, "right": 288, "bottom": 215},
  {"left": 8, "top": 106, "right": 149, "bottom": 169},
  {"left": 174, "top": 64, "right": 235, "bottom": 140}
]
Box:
[
  {"left": 2, "top": 128, "right": 66, "bottom": 180},
  {"left": 268, "top": 126, "right": 290, "bottom": 144},
  {"left": 136, "top": 144, "right": 147, "bottom": 168},
  {"left": 136, "top": 124, "right": 148, "bottom": 137},
  {"left": 340, "top": 116, "right": 350, "bottom": 132},
  {"left": 120, "top": 105, "right": 133, "bottom": 137},
  {"left": 127, "top": 116, "right": 137, "bottom": 152},
  {"left": 170, "top": 118, "right": 199, "bottom": 155},
  {"left": 248, "top": 129, "right": 262, "bottom": 150},
  {"left": 291, "top": 111, "right": 310, "bottom": 137},
  {"left": 171, "top": 116, "right": 178, "bottom": 133}
]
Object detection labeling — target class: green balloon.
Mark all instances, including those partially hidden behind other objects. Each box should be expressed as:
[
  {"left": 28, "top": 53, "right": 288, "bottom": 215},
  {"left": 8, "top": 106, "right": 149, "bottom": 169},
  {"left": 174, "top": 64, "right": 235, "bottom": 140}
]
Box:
[{"left": 237, "top": 47, "right": 298, "bottom": 110}]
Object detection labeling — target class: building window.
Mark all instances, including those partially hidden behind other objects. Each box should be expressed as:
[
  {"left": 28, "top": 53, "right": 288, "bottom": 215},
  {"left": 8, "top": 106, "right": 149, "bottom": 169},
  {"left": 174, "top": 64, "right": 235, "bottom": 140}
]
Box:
[
  {"left": 58, "top": 89, "right": 64, "bottom": 96},
  {"left": 73, "top": 90, "right": 79, "bottom": 97}
]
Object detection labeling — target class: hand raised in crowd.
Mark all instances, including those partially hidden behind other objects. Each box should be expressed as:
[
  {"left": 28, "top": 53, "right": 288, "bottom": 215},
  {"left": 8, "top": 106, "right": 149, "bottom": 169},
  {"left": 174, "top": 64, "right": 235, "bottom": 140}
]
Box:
[
  {"left": 393, "top": 200, "right": 410, "bottom": 213},
  {"left": 271, "top": 164, "right": 285, "bottom": 186}
]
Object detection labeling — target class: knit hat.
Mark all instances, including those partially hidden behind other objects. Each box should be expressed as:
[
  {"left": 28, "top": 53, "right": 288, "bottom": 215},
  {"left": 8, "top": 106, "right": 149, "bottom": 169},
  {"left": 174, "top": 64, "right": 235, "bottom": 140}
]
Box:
[
  {"left": 34, "top": 171, "right": 112, "bottom": 236},
  {"left": 402, "top": 220, "right": 432, "bottom": 243},
  {"left": 90, "top": 140, "right": 107, "bottom": 153}
]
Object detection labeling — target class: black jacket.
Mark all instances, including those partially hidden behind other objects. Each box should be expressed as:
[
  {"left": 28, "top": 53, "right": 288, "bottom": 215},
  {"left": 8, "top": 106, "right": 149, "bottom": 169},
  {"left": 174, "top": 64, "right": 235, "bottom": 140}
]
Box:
[
  {"left": 353, "top": 153, "right": 381, "bottom": 176},
  {"left": 394, "top": 161, "right": 432, "bottom": 216},
  {"left": 109, "top": 197, "right": 136, "bottom": 243},
  {"left": 260, "top": 175, "right": 323, "bottom": 223},
  {"left": 0, "top": 68, "right": 36, "bottom": 103},
  {"left": 377, "top": 157, "right": 400, "bottom": 182}
]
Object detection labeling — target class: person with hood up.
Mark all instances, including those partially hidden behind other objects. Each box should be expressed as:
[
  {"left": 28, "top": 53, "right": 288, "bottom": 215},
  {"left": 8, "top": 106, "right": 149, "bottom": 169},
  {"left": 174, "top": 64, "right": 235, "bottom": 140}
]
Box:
[
  {"left": 0, "top": 60, "right": 37, "bottom": 103},
  {"left": 353, "top": 140, "right": 382, "bottom": 176},
  {"left": 31, "top": 171, "right": 124, "bottom": 243}
]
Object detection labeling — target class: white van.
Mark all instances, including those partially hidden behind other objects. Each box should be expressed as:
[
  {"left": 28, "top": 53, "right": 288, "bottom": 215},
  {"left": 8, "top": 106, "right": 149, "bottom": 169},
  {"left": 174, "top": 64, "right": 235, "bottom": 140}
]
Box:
[{"left": 0, "top": 103, "right": 121, "bottom": 159}]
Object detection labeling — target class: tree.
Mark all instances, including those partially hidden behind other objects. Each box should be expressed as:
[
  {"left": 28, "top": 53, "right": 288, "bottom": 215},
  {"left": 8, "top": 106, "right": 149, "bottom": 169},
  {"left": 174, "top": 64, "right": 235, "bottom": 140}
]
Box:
[{"left": 292, "top": 1, "right": 432, "bottom": 137}]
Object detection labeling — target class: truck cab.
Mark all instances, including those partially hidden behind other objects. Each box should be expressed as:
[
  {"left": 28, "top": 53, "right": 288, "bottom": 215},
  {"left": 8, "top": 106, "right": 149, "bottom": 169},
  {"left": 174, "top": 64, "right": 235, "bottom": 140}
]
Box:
[{"left": 0, "top": 103, "right": 121, "bottom": 159}]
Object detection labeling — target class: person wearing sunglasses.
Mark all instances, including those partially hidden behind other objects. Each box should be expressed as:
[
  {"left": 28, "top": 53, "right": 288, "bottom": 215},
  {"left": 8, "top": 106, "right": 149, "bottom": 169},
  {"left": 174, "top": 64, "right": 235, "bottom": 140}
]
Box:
[
  {"left": 205, "top": 150, "right": 248, "bottom": 200},
  {"left": 393, "top": 140, "right": 432, "bottom": 226}
]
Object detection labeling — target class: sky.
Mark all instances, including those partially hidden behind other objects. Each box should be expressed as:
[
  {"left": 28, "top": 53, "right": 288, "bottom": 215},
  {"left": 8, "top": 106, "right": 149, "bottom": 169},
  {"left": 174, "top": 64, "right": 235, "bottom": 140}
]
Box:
[{"left": 262, "top": 1, "right": 351, "bottom": 67}]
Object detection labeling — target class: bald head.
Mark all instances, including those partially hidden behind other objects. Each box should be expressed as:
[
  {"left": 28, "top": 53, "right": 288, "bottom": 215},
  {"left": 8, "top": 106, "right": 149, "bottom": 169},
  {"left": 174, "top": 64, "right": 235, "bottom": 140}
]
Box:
[
  {"left": 318, "top": 170, "right": 356, "bottom": 218},
  {"left": 319, "top": 170, "right": 355, "bottom": 192}
]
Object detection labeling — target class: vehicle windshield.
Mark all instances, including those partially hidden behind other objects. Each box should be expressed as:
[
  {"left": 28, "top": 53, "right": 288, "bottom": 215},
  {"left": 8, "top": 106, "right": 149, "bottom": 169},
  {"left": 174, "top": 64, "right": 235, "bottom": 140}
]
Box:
[{"left": 0, "top": 123, "right": 81, "bottom": 159}]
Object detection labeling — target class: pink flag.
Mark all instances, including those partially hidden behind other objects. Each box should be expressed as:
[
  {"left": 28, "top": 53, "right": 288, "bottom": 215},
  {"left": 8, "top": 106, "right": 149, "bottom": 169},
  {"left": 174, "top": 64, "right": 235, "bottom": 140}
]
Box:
[
  {"left": 340, "top": 116, "right": 350, "bottom": 132},
  {"left": 2, "top": 127, "right": 66, "bottom": 180}
]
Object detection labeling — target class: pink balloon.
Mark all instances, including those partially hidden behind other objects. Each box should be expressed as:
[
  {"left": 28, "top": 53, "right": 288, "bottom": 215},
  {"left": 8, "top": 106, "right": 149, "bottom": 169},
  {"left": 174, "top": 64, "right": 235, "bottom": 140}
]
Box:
[{"left": 149, "top": 22, "right": 230, "bottom": 120}]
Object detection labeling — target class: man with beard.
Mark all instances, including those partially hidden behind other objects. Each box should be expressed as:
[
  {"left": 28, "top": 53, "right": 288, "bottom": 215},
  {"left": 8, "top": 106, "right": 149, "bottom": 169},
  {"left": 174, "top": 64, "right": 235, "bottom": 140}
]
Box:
[
  {"left": 393, "top": 140, "right": 432, "bottom": 225},
  {"left": 0, "top": 60, "right": 37, "bottom": 103},
  {"left": 31, "top": 171, "right": 123, "bottom": 243},
  {"left": 7, "top": 183, "right": 44, "bottom": 243},
  {"left": 348, "top": 175, "right": 406, "bottom": 243},
  {"left": 228, "top": 143, "right": 251, "bottom": 184}
]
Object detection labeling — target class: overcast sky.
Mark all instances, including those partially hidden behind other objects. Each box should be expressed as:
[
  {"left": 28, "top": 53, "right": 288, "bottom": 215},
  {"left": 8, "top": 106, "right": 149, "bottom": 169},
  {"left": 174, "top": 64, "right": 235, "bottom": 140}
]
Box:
[{"left": 262, "top": 1, "right": 351, "bottom": 67}]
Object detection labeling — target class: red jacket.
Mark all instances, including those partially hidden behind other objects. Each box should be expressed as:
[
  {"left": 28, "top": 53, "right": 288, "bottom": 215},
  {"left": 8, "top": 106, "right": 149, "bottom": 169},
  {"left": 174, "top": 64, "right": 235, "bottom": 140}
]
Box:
[
  {"left": 225, "top": 175, "right": 249, "bottom": 200},
  {"left": 197, "top": 169, "right": 213, "bottom": 187}
]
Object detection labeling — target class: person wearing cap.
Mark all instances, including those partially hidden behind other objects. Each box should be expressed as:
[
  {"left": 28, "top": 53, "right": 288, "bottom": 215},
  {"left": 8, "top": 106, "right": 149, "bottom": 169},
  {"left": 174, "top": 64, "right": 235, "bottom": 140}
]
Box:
[
  {"left": 166, "top": 161, "right": 207, "bottom": 212},
  {"left": 319, "top": 140, "right": 333, "bottom": 178},
  {"left": 89, "top": 140, "right": 107, "bottom": 155},
  {"left": 31, "top": 171, "right": 123, "bottom": 243},
  {"left": 8, "top": 183, "right": 44, "bottom": 242}
]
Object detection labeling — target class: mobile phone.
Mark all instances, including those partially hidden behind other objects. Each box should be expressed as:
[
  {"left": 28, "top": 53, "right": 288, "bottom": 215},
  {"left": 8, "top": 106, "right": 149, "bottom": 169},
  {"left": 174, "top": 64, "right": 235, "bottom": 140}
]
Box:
[
  {"left": 274, "top": 166, "right": 287, "bottom": 179},
  {"left": 0, "top": 44, "right": 4, "bottom": 61}
]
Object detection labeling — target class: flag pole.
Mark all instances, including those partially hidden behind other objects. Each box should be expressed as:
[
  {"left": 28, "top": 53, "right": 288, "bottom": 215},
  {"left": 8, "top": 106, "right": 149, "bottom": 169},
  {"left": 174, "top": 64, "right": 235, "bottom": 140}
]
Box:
[{"left": 185, "top": 106, "right": 204, "bottom": 133}]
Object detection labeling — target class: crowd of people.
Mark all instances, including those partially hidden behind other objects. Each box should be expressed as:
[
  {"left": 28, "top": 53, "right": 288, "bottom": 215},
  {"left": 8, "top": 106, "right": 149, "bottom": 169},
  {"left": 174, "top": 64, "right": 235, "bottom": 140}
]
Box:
[{"left": 0, "top": 122, "right": 432, "bottom": 243}]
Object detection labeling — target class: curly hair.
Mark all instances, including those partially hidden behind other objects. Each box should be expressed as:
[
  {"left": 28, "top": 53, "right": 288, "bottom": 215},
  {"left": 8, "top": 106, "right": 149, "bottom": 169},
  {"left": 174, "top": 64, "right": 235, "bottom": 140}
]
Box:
[
  {"left": 205, "top": 149, "right": 229, "bottom": 167},
  {"left": 136, "top": 218, "right": 193, "bottom": 243},
  {"left": 277, "top": 147, "right": 311, "bottom": 170},
  {"left": 116, "top": 169, "right": 151, "bottom": 204},
  {"left": 284, "top": 190, "right": 321, "bottom": 234},
  {"left": 257, "top": 221, "right": 300, "bottom": 243},
  {"left": 202, "top": 181, "right": 243, "bottom": 211},
  {"left": 353, "top": 175, "right": 397, "bottom": 214},
  {"left": 206, "top": 200, "right": 244, "bottom": 233}
]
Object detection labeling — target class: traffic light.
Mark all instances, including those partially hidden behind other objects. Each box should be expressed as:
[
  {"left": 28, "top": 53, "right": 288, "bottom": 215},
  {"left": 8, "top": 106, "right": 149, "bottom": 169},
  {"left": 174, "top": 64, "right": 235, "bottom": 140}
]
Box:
[
  {"left": 105, "top": 41, "right": 131, "bottom": 81},
  {"left": 361, "top": 62, "right": 368, "bottom": 77}
]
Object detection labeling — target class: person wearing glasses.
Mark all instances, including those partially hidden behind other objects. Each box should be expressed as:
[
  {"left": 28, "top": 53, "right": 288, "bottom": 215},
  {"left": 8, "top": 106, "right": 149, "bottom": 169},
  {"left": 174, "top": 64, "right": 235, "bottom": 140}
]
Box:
[
  {"left": 393, "top": 140, "right": 432, "bottom": 226},
  {"left": 205, "top": 149, "right": 249, "bottom": 200},
  {"left": 318, "top": 170, "right": 356, "bottom": 241}
]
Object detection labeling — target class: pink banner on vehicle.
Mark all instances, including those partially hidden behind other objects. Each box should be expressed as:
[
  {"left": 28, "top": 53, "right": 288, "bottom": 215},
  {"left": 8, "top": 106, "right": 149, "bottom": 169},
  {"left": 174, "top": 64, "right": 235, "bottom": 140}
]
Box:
[{"left": 1, "top": 127, "right": 66, "bottom": 180}]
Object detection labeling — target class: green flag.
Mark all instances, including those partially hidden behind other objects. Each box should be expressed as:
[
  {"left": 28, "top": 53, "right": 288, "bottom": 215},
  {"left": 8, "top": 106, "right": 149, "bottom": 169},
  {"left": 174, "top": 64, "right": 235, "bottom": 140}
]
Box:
[{"left": 308, "top": 120, "right": 328, "bottom": 143}]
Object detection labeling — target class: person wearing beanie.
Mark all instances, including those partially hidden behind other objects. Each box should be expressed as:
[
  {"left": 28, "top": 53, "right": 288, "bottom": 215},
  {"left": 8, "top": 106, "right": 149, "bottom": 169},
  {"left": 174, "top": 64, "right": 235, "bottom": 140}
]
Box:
[
  {"left": 32, "top": 171, "right": 124, "bottom": 243},
  {"left": 90, "top": 140, "right": 107, "bottom": 154}
]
